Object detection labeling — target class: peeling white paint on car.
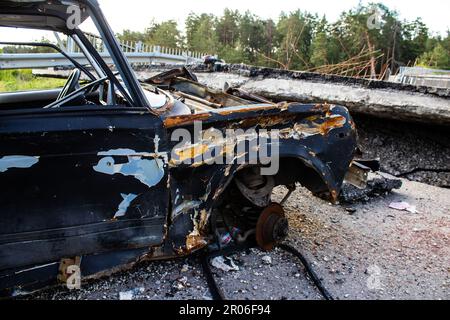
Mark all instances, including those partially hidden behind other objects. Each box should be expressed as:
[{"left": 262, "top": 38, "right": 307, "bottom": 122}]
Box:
[
  {"left": 0, "top": 156, "right": 39, "bottom": 173},
  {"left": 93, "top": 149, "right": 165, "bottom": 188},
  {"left": 172, "top": 200, "right": 202, "bottom": 221},
  {"left": 174, "top": 189, "right": 181, "bottom": 205},
  {"left": 114, "top": 193, "right": 138, "bottom": 219},
  {"left": 98, "top": 149, "right": 156, "bottom": 157},
  {"left": 154, "top": 135, "right": 161, "bottom": 154},
  {"left": 98, "top": 148, "right": 169, "bottom": 164}
]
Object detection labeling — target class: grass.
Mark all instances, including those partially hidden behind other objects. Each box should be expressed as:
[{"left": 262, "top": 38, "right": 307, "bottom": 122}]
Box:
[{"left": 0, "top": 69, "right": 66, "bottom": 92}]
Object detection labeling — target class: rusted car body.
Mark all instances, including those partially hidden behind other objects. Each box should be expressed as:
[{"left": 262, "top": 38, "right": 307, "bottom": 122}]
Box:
[{"left": 0, "top": 0, "right": 358, "bottom": 296}]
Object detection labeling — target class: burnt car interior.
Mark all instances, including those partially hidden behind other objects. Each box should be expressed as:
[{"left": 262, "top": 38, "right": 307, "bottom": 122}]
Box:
[
  {"left": 0, "top": 42, "right": 128, "bottom": 110},
  {"left": 0, "top": 1, "right": 140, "bottom": 111}
]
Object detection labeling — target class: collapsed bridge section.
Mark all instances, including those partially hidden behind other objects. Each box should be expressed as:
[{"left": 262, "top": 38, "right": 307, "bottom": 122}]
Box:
[{"left": 136, "top": 64, "right": 450, "bottom": 188}]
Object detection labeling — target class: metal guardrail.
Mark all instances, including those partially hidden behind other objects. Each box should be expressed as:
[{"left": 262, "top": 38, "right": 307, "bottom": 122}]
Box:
[
  {"left": 396, "top": 66, "right": 450, "bottom": 76},
  {"left": 0, "top": 51, "right": 203, "bottom": 69},
  {"left": 389, "top": 66, "right": 450, "bottom": 89},
  {"left": 0, "top": 36, "right": 207, "bottom": 69}
]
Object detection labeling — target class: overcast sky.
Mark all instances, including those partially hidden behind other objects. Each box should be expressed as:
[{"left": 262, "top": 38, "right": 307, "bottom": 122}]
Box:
[{"left": 1, "top": 0, "right": 449, "bottom": 42}]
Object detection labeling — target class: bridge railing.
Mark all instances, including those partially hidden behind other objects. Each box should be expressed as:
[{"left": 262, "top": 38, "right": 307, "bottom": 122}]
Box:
[
  {"left": 389, "top": 66, "right": 450, "bottom": 89},
  {"left": 0, "top": 33, "right": 208, "bottom": 69}
]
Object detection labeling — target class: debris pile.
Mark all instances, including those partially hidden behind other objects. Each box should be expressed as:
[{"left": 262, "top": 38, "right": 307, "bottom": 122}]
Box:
[{"left": 340, "top": 173, "right": 402, "bottom": 203}]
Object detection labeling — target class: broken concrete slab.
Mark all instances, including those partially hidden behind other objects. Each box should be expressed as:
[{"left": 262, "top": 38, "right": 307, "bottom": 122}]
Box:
[
  {"left": 136, "top": 64, "right": 450, "bottom": 126},
  {"left": 236, "top": 78, "right": 450, "bottom": 125}
]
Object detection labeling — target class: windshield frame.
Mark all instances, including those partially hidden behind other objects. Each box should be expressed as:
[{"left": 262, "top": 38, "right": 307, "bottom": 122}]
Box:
[
  {"left": 82, "top": 0, "right": 151, "bottom": 110},
  {"left": 0, "top": 0, "right": 153, "bottom": 111}
]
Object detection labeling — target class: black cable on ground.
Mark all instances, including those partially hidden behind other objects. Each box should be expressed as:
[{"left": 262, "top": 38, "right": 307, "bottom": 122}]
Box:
[
  {"left": 200, "top": 243, "right": 250, "bottom": 301},
  {"left": 200, "top": 252, "right": 225, "bottom": 301},
  {"left": 278, "top": 243, "right": 334, "bottom": 300},
  {"left": 200, "top": 242, "right": 333, "bottom": 301}
]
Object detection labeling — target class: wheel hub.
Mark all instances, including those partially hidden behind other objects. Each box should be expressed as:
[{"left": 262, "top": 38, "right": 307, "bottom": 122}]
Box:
[{"left": 256, "top": 203, "right": 289, "bottom": 251}]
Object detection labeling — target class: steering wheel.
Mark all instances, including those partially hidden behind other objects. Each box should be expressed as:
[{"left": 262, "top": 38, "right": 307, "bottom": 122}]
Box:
[{"left": 57, "top": 68, "right": 81, "bottom": 101}]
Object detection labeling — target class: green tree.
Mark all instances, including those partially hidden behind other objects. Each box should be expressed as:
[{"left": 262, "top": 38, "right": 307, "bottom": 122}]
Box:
[
  {"left": 117, "top": 29, "right": 148, "bottom": 43},
  {"left": 441, "top": 31, "right": 450, "bottom": 54},
  {"left": 418, "top": 43, "right": 450, "bottom": 69},
  {"left": 274, "top": 10, "right": 316, "bottom": 70},
  {"left": 218, "top": 46, "right": 246, "bottom": 63},
  {"left": 216, "top": 9, "right": 240, "bottom": 47},
  {"left": 116, "top": 3, "right": 449, "bottom": 74},
  {"left": 251, "top": 18, "right": 279, "bottom": 67},
  {"left": 401, "top": 18, "right": 429, "bottom": 65},
  {"left": 330, "top": 3, "right": 403, "bottom": 76},
  {"left": 150, "top": 20, "right": 182, "bottom": 48},
  {"left": 117, "top": 20, "right": 182, "bottom": 48},
  {"left": 310, "top": 17, "right": 330, "bottom": 67},
  {"left": 186, "top": 13, "right": 218, "bottom": 53},
  {"left": 2, "top": 37, "right": 54, "bottom": 53},
  {"left": 238, "top": 11, "right": 267, "bottom": 63}
]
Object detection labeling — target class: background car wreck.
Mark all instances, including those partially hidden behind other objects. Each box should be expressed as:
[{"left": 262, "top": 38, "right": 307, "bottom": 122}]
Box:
[{"left": 0, "top": 0, "right": 359, "bottom": 296}]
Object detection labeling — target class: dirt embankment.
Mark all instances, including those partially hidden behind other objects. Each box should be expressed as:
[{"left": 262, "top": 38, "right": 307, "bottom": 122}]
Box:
[{"left": 354, "top": 116, "right": 450, "bottom": 188}]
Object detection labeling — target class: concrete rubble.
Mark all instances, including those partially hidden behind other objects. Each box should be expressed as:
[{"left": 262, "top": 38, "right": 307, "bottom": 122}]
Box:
[{"left": 137, "top": 64, "right": 450, "bottom": 125}]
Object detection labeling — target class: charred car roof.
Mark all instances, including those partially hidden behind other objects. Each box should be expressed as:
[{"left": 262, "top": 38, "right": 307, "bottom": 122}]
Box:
[{"left": 0, "top": 0, "right": 91, "bottom": 32}]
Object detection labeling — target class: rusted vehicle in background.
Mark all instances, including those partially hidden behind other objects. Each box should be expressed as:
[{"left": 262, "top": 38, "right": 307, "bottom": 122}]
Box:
[{"left": 0, "top": 0, "right": 358, "bottom": 296}]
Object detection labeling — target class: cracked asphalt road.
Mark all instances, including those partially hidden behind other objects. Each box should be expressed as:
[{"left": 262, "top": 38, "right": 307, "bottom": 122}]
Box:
[{"left": 28, "top": 177, "right": 449, "bottom": 301}]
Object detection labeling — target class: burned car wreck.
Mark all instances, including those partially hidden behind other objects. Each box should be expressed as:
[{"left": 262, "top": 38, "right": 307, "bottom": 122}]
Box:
[{"left": 0, "top": 0, "right": 359, "bottom": 296}]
